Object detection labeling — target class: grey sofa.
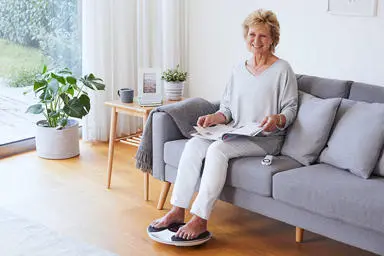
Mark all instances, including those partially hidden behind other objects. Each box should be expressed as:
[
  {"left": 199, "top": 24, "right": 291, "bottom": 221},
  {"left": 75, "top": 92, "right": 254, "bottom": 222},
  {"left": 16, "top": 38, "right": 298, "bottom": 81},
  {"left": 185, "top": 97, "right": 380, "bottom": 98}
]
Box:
[{"left": 151, "top": 74, "right": 384, "bottom": 255}]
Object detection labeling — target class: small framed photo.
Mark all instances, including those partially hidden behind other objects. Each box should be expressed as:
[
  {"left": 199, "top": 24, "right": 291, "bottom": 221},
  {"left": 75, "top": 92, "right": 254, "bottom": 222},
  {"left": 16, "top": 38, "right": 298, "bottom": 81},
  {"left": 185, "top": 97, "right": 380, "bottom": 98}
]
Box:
[{"left": 137, "top": 68, "right": 163, "bottom": 105}]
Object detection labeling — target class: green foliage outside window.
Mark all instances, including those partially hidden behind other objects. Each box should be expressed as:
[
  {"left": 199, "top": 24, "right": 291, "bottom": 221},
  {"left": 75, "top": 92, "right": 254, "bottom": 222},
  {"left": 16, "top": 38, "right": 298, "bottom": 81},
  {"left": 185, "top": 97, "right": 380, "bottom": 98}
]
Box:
[{"left": 0, "top": 0, "right": 81, "bottom": 86}]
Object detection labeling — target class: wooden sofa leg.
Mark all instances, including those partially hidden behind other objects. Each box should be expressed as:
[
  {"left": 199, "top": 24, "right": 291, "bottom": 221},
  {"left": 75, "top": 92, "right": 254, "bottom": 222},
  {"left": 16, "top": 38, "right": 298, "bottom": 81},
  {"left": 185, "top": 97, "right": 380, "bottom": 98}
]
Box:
[
  {"left": 157, "top": 182, "right": 171, "bottom": 210},
  {"left": 296, "top": 227, "right": 304, "bottom": 243}
]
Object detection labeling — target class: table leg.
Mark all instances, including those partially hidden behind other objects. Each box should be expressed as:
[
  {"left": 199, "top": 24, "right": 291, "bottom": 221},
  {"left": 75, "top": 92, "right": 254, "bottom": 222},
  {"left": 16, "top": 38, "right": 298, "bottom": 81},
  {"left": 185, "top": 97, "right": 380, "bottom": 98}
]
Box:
[
  {"left": 107, "top": 107, "right": 118, "bottom": 189},
  {"left": 143, "top": 113, "right": 149, "bottom": 200}
]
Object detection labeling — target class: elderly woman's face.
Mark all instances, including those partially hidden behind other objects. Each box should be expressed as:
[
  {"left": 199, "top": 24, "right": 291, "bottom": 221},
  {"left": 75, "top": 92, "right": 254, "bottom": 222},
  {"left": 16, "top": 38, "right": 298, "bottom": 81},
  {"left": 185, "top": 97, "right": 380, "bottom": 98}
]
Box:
[{"left": 246, "top": 24, "right": 273, "bottom": 55}]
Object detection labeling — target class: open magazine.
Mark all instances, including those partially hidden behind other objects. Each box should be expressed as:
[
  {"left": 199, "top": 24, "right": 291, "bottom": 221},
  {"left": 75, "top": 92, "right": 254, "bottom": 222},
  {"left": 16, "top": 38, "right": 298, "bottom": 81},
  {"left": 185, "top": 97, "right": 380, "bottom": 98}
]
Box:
[{"left": 191, "top": 122, "right": 263, "bottom": 141}]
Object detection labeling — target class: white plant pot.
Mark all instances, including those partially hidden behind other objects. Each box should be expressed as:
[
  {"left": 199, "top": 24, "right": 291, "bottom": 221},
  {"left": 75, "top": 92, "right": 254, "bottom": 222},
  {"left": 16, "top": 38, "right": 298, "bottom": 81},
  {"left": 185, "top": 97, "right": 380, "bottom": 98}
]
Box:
[
  {"left": 35, "top": 119, "right": 80, "bottom": 159},
  {"left": 164, "top": 81, "right": 184, "bottom": 101}
]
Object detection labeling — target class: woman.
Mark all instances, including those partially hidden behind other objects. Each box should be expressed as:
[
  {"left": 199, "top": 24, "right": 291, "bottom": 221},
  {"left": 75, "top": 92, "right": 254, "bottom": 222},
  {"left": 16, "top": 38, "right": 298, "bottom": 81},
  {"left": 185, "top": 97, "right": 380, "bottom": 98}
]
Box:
[{"left": 150, "top": 9, "right": 298, "bottom": 241}]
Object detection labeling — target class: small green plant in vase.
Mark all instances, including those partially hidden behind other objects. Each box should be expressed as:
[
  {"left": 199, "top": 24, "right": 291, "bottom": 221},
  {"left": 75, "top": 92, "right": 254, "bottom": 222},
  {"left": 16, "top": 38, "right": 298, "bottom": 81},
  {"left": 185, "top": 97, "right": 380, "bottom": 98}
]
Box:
[
  {"left": 161, "top": 64, "right": 187, "bottom": 101},
  {"left": 26, "top": 65, "right": 105, "bottom": 159}
]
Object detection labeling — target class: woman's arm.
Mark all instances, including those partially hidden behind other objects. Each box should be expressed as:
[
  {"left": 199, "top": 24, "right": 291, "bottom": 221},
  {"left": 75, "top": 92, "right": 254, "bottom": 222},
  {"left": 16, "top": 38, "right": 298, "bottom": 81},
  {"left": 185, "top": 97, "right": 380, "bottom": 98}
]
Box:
[
  {"left": 197, "top": 112, "right": 227, "bottom": 127},
  {"left": 278, "top": 65, "right": 298, "bottom": 129},
  {"left": 216, "top": 74, "right": 233, "bottom": 124},
  {"left": 261, "top": 64, "right": 298, "bottom": 132}
]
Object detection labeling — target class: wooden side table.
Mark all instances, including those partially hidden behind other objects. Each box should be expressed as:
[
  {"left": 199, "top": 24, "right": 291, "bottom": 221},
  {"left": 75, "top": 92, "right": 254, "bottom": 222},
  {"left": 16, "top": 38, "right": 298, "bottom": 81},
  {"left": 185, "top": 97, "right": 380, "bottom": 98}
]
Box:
[{"left": 105, "top": 99, "right": 183, "bottom": 201}]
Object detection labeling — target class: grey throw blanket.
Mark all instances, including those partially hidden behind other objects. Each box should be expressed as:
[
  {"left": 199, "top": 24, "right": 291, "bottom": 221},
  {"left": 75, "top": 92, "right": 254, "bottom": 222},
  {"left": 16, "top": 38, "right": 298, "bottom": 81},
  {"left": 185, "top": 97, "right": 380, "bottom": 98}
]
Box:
[{"left": 135, "top": 97, "right": 218, "bottom": 173}]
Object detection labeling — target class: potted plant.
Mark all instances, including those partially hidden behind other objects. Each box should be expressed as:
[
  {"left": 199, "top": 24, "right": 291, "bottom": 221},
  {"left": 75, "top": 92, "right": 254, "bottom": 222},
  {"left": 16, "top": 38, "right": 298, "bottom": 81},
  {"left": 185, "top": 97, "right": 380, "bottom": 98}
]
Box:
[
  {"left": 26, "top": 65, "right": 105, "bottom": 159},
  {"left": 161, "top": 64, "right": 187, "bottom": 101}
]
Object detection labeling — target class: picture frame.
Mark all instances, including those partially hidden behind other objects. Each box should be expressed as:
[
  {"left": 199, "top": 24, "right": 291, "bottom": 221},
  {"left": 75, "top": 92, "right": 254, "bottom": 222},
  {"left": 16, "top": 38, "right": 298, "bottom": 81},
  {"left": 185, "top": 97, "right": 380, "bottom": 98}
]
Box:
[
  {"left": 137, "top": 68, "right": 163, "bottom": 106},
  {"left": 327, "top": 0, "right": 377, "bottom": 17}
]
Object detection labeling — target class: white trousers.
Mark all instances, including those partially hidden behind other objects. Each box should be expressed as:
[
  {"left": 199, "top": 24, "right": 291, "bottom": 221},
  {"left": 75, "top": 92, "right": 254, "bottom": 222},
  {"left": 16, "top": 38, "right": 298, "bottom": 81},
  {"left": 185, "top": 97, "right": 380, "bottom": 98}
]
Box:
[{"left": 170, "top": 137, "right": 266, "bottom": 220}]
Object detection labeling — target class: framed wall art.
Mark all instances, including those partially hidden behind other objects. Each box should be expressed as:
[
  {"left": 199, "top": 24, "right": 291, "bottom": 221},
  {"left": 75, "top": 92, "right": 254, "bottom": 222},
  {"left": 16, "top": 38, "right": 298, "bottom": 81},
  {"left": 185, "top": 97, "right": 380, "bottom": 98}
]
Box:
[{"left": 327, "top": 0, "right": 378, "bottom": 17}]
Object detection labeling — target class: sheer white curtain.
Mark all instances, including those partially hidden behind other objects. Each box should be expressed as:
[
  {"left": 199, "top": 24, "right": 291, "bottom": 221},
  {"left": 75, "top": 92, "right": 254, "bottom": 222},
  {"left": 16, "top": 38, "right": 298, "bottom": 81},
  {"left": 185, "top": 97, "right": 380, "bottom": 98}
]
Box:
[{"left": 82, "top": 0, "right": 187, "bottom": 141}]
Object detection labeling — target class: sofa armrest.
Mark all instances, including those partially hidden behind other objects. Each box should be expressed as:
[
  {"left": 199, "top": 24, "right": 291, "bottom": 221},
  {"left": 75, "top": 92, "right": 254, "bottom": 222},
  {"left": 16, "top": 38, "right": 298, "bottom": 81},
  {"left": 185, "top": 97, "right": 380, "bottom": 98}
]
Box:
[{"left": 152, "top": 112, "right": 185, "bottom": 180}]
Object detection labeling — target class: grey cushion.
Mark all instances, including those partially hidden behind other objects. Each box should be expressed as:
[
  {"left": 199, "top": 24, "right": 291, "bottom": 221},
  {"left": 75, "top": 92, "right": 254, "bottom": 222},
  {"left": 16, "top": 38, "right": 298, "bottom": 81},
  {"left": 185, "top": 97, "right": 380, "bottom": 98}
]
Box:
[
  {"left": 373, "top": 149, "right": 384, "bottom": 177},
  {"left": 226, "top": 156, "right": 302, "bottom": 196},
  {"left": 319, "top": 99, "right": 384, "bottom": 179},
  {"left": 281, "top": 91, "right": 341, "bottom": 165},
  {"left": 163, "top": 139, "right": 302, "bottom": 196},
  {"left": 349, "top": 82, "right": 384, "bottom": 103},
  {"left": 296, "top": 74, "right": 352, "bottom": 99},
  {"left": 273, "top": 164, "right": 384, "bottom": 235},
  {"left": 164, "top": 139, "right": 189, "bottom": 167}
]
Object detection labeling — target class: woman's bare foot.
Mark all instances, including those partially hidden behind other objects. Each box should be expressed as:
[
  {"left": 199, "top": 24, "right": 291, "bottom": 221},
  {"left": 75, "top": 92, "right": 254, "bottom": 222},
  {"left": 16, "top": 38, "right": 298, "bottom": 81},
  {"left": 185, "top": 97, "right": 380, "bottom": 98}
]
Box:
[
  {"left": 175, "top": 215, "right": 207, "bottom": 240},
  {"left": 151, "top": 206, "right": 185, "bottom": 228}
]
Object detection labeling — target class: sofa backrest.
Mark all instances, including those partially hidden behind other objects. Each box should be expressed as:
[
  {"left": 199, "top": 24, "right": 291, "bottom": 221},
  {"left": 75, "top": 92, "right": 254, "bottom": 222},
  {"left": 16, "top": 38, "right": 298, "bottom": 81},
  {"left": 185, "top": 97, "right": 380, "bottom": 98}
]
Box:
[
  {"left": 296, "top": 74, "right": 352, "bottom": 99},
  {"left": 348, "top": 82, "right": 384, "bottom": 103}
]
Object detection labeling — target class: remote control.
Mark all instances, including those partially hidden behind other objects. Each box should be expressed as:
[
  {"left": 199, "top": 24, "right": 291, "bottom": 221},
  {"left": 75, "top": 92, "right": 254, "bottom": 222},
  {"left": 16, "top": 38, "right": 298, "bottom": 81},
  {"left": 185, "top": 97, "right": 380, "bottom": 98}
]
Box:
[{"left": 261, "top": 155, "right": 273, "bottom": 166}]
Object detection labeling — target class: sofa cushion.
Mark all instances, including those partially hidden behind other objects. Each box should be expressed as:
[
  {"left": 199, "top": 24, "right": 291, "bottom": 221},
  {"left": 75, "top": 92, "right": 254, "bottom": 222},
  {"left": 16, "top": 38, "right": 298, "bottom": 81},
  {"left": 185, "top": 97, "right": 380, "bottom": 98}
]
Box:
[
  {"left": 296, "top": 74, "right": 352, "bottom": 99},
  {"left": 374, "top": 149, "right": 384, "bottom": 177},
  {"left": 164, "top": 139, "right": 302, "bottom": 197},
  {"left": 164, "top": 139, "right": 189, "bottom": 167},
  {"left": 350, "top": 82, "right": 384, "bottom": 178},
  {"left": 348, "top": 82, "right": 384, "bottom": 103},
  {"left": 319, "top": 99, "right": 384, "bottom": 178},
  {"left": 226, "top": 156, "right": 302, "bottom": 196},
  {"left": 281, "top": 91, "right": 341, "bottom": 165},
  {"left": 273, "top": 164, "right": 384, "bottom": 234}
]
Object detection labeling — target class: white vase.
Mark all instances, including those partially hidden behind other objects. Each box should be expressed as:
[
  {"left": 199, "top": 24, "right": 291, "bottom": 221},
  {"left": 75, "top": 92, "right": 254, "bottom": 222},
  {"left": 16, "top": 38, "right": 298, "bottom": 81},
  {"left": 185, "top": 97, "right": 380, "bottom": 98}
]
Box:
[
  {"left": 164, "top": 81, "right": 184, "bottom": 101},
  {"left": 35, "top": 119, "right": 80, "bottom": 159}
]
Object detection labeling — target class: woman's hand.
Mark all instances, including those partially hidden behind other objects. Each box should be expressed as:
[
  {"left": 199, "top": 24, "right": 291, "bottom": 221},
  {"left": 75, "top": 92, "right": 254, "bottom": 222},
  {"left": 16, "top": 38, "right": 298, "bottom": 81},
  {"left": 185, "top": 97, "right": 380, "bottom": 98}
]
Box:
[
  {"left": 260, "top": 114, "right": 285, "bottom": 132},
  {"left": 197, "top": 113, "right": 226, "bottom": 127}
]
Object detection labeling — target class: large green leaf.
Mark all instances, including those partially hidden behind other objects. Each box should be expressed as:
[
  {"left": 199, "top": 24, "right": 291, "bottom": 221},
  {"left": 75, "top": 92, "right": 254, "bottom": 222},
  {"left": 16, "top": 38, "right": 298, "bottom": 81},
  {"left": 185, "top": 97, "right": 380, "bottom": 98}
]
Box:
[
  {"left": 63, "top": 97, "right": 88, "bottom": 118},
  {"left": 67, "top": 86, "right": 75, "bottom": 96},
  {"left": 26, "top": 104, "right": 43, "bottom": 114},
  {"left": 60, "top": 93, "right": 70, "bottom": 104},
  {"left": 79, "top": 94, "right": 91, "bottom": 114},
  {"left": 90, "top": 81, "right": 105, "bottom": 90},
  {"left": 51, "top": 73, "right": 66, "bottom": 85},
  {"left": 80, "top": 75, "right": 106, "bottom": 91},
  {"left": 80, "top": 79, "right": 94, "bottom": 90},
  {"left": 66, "top": 76, "right": 76, "bottom": 85},
  {"left": 33, "top": 80, "right": 47, "bottom": 91}
]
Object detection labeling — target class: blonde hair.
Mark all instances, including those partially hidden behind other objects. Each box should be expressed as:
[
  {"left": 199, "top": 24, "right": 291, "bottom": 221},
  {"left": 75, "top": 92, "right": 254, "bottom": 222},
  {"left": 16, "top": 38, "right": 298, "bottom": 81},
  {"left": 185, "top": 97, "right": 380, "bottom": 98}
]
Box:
[{"left": 242, "top": 9, "right": 280, "bottom": 52}]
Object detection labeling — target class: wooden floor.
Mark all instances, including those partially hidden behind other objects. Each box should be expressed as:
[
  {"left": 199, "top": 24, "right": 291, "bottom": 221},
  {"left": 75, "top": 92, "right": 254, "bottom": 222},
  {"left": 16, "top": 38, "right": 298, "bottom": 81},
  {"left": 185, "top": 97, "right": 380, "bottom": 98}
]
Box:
[{"left": 0, "top": 142, "right": 375, "bottom": 256}]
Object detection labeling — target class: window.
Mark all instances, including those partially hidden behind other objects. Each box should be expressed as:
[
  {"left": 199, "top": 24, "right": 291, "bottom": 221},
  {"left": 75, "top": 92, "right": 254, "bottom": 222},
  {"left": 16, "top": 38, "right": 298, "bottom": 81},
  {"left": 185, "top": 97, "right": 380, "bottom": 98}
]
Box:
[{"left": 0, "top": 0, "right": 81, "bottom": 156}]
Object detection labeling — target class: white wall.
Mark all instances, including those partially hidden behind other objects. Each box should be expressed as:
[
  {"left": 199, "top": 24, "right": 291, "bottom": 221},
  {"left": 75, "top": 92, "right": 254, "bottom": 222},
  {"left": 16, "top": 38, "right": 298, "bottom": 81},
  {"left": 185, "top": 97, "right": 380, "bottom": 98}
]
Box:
[{"left": 187, "top": 0, "right": 384, "bottom": 101}]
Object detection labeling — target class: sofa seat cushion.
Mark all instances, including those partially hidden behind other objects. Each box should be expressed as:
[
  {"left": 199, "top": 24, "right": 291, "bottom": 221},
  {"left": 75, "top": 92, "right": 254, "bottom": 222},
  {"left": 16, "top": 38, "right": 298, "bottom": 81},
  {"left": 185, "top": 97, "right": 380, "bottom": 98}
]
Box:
[
  {"left": 226, "top": 156, "right": 302, "bottom": 197},
  {"left": 273, "top": 164, "right": 384, "bottom": 234},
  {"left": 164, "top": 139, "right": 302, "bottom": 197}
]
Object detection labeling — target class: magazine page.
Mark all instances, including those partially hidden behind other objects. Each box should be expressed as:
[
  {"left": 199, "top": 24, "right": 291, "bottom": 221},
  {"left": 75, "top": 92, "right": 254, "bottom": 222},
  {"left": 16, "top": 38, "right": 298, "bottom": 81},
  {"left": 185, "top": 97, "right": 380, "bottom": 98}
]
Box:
[
  {"left": 192, "top": 122, "right": 263, "bottom": 141},
  {"left": 224, "top": 123, "right": 263, "bottom": 137},
  {"left": 192, "top": 124, "right": 236, "bottom": 141}
]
